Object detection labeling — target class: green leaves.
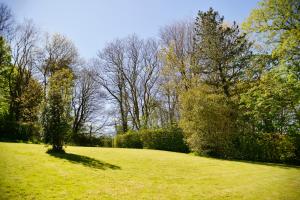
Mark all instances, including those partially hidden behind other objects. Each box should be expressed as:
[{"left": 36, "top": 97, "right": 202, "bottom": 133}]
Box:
[
  {"left": 242, "top": 0, "right": 300, "bottom": 33},
  {"left": 241, "top": 0, "right": 300, "bottom": 136},
  {"left": 243, "top": 0, "right": 300, "bottom": 77},
  {"left": 44, "top": 68, "right": 74, "bottom": 151},
  {"left": 179, "top": 85, "right": 236, "bottom": 157},
  {"left": 240, "top": 67, "right": 300, "bottom": 134},
  {"left": 0, "top": 37, "right": 11, "bottom": 115}
]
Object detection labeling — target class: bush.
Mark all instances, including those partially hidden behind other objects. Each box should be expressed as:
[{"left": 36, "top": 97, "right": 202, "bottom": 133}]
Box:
[
  {"left": 113, "top": 127, "right": 189, "bottom": 153},
  {"left": 72, "top": 134, "right": 113, "bottom": 147},
  {"left": 140, "top": 127, "right": 189, "bottom": 153},
  {"left": 292, "top": 134, "right": 300, "bottom": 164},
  {"left": 99, "top": 136, "right": 113, "bottom": 147},
  {"left": 233, "top": 132, "right": 297, "bottom": 163},
  {"left": 114, "top": 131, "right": 143, "bottom": 148},
  {"left": 0, "top": 118, "right": 41, "bottom": 142},
  {"left": 179, "top": 86, "right": 237, "bottom": 158},
  {"left": 18, "top": 122, "right": 42, "bottom": 142}
]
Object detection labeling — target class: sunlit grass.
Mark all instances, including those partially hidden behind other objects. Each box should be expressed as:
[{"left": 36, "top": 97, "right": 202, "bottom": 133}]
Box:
[{"left": 0, "top": 142, "right": 299, "bottom": 200}]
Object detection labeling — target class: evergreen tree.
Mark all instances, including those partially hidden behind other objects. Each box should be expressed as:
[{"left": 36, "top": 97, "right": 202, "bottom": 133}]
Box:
[
  {"left": 194, "top": 8, "right": 252, "bottom": 98},
  {"left": 179, "top": 8, "right": 253, "bottom": 157},
  {"left": 44, "top": 68, "right": 74, "bottom": 152}
]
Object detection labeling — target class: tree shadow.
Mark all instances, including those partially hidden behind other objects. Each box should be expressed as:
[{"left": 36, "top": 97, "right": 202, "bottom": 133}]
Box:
[
  {"left": 203, "top": 156, "right": 300, "bottom": 170},
  {"left": 47, "top": 152, "right": 121, "bottom": 170},
  {"left": 236, "top": 160, "right": 300, "bottom": 169}
]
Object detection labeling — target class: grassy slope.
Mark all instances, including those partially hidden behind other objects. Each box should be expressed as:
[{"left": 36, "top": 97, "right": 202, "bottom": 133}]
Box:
[{"left": 0, "top": 142, "right": 299, "bottom": 200}]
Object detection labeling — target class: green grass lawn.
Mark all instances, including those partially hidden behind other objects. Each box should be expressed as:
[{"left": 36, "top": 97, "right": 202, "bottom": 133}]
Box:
[{"left": 0, "top": 142, "right": 299, "bottom": 200}]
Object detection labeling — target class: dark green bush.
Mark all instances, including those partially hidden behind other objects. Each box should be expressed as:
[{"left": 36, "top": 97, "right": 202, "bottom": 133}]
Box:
[
  {"left": 114, "top": 131, "right": 143, "bottom": 148},
  {"left": 99, "top": 136, "right": 113, "bottom": 147},
  {"left": 18, "top": 122, "right": 41, "bottom": 142},
  {"left": 233, "top": 132, "right": 298, "bottom": 163},
  {"left": 72, "top": 134, "right": 113, "bottom": 147},
  {"left": 292, "top": 134, "right": 300, "bottom": 164},
  {"left": 113, "top": 127, "right": 189, "bottom": 153},
  {"left": 0, "top": 118, "right": 41, "bottom": 142},
  {"left": 140, "top": 127, "right": 189, "bottom": 153}
]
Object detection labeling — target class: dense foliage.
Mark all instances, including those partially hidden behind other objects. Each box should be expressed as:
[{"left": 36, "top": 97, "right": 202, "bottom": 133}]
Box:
[
  {"left": 114, "top": 131, "right": 143, "bottom": 149},
  {"left": 114, "top": 127, "right": 188, "bottom": 153},
  {"left": 140, "top": 127, "right": 188, "bottom": 152},
  {"left": 178, "top": 4, "right": 299, "bottom": 163},
  {"left": 72, "top": 133, "right": 113, "bottom": 147},
  {"left": 180, "top": 85, "right": 236, "bottom": 157}
]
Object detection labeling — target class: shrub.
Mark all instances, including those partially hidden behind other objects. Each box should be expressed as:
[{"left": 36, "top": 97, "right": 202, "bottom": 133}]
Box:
[
  {"left": 140, "top": 127, "right": 189, "bottom": 153},
  {"left": 292, "top": 134, "right": 300, "bottom": 164},
  {"left": 113, "top": 127, "right": 189, "bottom": 153},
  {"left": 18, "top": 122, "right": 42, "bottom": 142},
  {"left": 114, "top": 131, "right": 143, "bottom": 148},
  {"left": 233, "top": 132, "right": 297, "bottom": 163},
  {"left": 99, "top": 136, "right": 113, "bottom": 147},
  {"left": 72, "top": 134, "right": 113, "bottom": 147},
  {"left": 179, "top": 86, "right": 237, "bottom": 158},
  {"left": 0, "top": 118, "right": 41, "bottom": 142}
]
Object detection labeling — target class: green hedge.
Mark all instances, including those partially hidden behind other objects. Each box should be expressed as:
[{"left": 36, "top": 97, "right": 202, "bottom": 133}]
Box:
[
  {"left": 114, "top": 127, "right": 189, "bottom": 153},
  {"left": 140, "top": 128, "right": 189, "bottom": 152},
  {"left": 72, "top": 134, "right": 113, "bottom": 147},
  {"left": 233, "top": 132, "right": 299, "bottom": 163},
  {"left": 114, "top": 131, "right": 143, "bottom": 148}
]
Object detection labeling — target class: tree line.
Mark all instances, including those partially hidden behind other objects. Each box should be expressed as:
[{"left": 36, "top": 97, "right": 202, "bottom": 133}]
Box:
[{"left": 0, "top": 0, "right": 299, "bottom": 162}]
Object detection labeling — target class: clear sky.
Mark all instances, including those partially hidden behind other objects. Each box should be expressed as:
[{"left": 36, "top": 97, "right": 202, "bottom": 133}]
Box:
[{"left": 2, "top": 0, "right": 260, "bottom": 60}]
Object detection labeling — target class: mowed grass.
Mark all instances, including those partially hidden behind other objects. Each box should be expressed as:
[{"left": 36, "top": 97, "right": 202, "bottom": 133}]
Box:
[{"left": 0, "top": 142, "right": 299, "bottom": 200}]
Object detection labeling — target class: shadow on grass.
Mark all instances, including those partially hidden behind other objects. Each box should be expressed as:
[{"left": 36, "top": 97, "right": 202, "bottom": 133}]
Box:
[
  {"left": 236, "top": 160, "right": 300, "bottom": 169},
  {"left": 47, "top": 151, "right": 121, "bottom": 170},
  {"left": 202, "top": 156, "right": 300, "bottom": 169}
]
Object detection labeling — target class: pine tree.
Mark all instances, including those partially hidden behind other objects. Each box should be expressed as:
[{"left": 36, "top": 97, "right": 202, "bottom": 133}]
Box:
[{"left": 194, "top": 8, "right": 252, "bottom": 98}]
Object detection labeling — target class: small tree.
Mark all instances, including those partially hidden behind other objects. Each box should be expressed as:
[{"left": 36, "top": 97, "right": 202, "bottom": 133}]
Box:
[
  {"left": 44, "top": 68, "right": 73, "bottom": 152},
  {"left": 179, "top": 85, "right": 235, "bottom": 157}
]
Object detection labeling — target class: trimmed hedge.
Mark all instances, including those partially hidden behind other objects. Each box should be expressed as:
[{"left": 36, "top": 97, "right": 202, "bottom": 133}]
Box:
[
  {"left": 140, "top": 128, "right": 189, "bottom": 152},
  {"left": 114, "top": 127, "right": 189, "bottom": 153},
  {"left": 114, "top": 131, "right": 143, "bottom": 148}
]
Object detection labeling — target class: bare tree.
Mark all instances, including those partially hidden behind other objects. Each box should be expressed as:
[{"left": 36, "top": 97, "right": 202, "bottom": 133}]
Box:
[
  {"left": 123, "top": 35, "right": 142, "bottom": 129},
  {"left": 37, "top": 33, "right": 79, "bottom": 98},
  {"left": 96, "top": 35, "right": 161, "bottom": 131},
  {"left": 158, "top": 20, "right": 195, "bottom": 125},
  {"left": 72, "top": 67, "right": 103, "bottom": 135},
  {"left": 160, "top": 20, "right": 194, "bottom": 62},
  {"left": 124, "top": 36, "right": 160, "bottom": 129},
  {"left": 0, "top": 3, "right": 14, "bottom": 40},
  {"left": 96, "top": 39, "right": 129, "bottom": 133}
]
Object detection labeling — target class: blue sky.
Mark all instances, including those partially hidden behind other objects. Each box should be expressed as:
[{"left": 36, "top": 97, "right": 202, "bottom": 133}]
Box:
[{"left": 2, "top": 0, "right": 260, "bottom": 60}]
